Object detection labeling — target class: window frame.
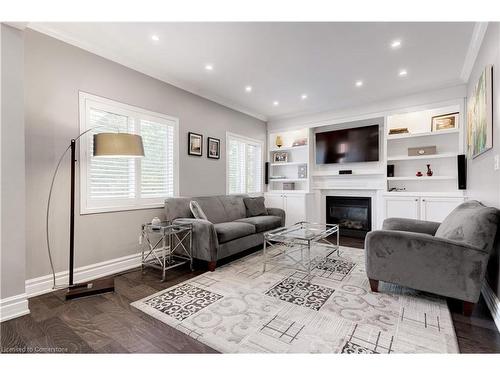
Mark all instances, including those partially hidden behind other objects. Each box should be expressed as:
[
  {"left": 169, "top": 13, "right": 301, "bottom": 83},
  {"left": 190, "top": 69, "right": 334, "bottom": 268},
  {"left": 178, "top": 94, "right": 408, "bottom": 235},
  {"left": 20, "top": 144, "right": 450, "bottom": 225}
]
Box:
[
  {"left": 225, "top": 131, "right": 264, "bottom": 195},
  {"left": 79, "top": 92, "right": 179, "bottom": 214}
]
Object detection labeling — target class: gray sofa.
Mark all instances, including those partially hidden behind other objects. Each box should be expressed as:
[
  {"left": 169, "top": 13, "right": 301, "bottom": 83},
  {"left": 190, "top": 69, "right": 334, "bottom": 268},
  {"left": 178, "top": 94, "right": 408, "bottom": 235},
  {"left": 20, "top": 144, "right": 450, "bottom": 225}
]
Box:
[
  {"left": 365, "top": 200, "right": 499, "bottom": 315},
  {"left": 164, "top": 194, "right": 285, "bottom": 271}
]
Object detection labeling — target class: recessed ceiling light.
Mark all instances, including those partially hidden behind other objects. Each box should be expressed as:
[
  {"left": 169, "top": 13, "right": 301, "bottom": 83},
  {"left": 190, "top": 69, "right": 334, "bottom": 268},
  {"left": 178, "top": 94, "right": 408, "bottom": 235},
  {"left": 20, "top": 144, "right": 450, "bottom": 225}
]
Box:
[
  {"left": 391, "top": 40, "right": 402, "bottom": 49},
  {"left": 205, "top": 64, "right": 214, "bottom": 71},
  {"left": 301, "top": 94, "right": 308, "bottom": 100},
  {"left": 245, "top": 86, "right": 252, "bottom": 92},
  {"left": 355, "top": 80, "right": 363, "bottom": 87},
  {"left": 399, "top": 69, "right": 408, "bottom": 77},
  {"left": 273, "top": 101, "right": 279, "bottom": 106},
  {"left": 151, "top": 35, "right": 160, "bottom": 42}
]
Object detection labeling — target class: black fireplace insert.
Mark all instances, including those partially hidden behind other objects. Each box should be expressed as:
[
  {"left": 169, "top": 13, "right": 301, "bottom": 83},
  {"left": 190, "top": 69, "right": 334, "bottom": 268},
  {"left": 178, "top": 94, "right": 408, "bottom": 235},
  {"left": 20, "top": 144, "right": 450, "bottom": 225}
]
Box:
[{"left": 326, "top": 196, "right": 372, "bottom": 238}]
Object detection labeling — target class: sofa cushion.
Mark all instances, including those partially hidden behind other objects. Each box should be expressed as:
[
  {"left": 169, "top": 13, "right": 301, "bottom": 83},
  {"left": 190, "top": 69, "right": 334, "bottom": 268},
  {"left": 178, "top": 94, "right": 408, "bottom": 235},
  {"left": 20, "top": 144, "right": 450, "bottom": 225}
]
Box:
[
  {"left": 190, "top": 200, "right": 208, "bottom": 221},
  {"left": 192, "top": 196, "right": 228, "bottom": 224},
  {"left": 236, "top": 216, "right": 282, "bottom": 233},
  {"left": 243, "top": 196, "right": 268, "bottom": 217},
  {"left": 435, "top": 200, "right": 499, "bottom": 251},
  {"left": 213, "top": 222, "right": 256, "bottom": 243},
  {"left": 165, "top": 197, "right": 194, "bottom": 222},
  {"left": 219, "top": 195, "right": 248, "bottom": 221}
]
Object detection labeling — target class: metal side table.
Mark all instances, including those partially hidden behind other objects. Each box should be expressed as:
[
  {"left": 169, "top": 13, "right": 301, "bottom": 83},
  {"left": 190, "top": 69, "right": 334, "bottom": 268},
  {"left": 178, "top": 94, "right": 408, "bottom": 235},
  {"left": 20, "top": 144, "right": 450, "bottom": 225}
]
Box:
[{"left": 140, "top": 221, "right": 193, "bottom": 281}]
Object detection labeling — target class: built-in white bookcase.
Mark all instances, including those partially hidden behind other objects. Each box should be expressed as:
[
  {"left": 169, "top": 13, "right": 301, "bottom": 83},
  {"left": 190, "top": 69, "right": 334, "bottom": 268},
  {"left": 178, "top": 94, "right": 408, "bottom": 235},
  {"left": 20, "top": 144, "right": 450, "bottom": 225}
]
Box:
[
  {"left": 385, "top": 104, "right": 464, "bottom": 193},
  {"left": 268, "top": 128, "right": 310, "bottom": 193}
]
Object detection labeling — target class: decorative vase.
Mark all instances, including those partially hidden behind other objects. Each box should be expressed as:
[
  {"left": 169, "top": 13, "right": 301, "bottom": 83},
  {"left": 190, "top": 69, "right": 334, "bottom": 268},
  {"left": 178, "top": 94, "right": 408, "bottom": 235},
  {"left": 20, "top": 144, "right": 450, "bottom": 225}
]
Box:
[
  {"left": 416, "top": 171, "right": 423, "bottom": 177},
  {"left": 426, "top": 164, "right": 433, "bottom": 176},
  {"left": 275, "top": 135, "right": 283, "bottom": 148}
]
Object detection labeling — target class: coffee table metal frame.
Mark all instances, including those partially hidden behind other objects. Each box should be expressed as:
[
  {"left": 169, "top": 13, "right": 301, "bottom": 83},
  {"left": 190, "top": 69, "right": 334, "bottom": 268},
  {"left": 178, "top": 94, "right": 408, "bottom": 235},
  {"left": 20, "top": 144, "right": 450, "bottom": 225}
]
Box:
[
  {"left": 263, "top": 221, "right": 340, "bottom": 275},
  {"left": 140, "top": 221, "right": 193, "bottom": 281}
]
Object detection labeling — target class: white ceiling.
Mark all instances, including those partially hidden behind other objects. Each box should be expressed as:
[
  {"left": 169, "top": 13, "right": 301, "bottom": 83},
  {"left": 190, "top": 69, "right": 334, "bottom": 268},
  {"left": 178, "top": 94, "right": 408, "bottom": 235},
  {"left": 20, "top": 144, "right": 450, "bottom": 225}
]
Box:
[{"left": 29, "top": 22, "right": 476, "bottom": 121}]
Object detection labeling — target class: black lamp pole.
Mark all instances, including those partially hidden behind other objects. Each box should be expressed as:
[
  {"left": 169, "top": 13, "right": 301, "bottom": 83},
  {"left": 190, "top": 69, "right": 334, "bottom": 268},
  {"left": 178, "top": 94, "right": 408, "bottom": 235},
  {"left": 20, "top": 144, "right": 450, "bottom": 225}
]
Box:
[
  {"left": 69, "top": 139, "right": 76, "bottom": 287},
  {"left": 65, "top": 138, "right": 115, "bottom": 300}
]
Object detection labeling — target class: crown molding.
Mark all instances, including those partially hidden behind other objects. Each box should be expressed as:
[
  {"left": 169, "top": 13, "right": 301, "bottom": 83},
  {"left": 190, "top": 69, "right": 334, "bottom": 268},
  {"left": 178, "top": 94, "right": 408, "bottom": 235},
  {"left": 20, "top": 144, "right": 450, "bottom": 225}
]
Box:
[
  {"left": 2, "top": 22, "right": 29, "bottom": 31},
  {"left": 460, "top": 22, "right": 489, "bottom": 82},
  {"left": 27, "top": 23, "right": 268, "bottom": 122}
]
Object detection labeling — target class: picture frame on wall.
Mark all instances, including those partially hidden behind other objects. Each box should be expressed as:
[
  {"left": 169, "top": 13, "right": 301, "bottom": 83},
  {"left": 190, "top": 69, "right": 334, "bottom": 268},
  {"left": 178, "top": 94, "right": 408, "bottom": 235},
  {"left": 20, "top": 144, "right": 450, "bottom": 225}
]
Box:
[
  {"left": 207, "top": 137, "right": 220, "bottom": 159},
  {"left": 431, "top": 112, "right": 459, "bottom": 132},
  {"left": 188, "top": 132, "right": 203, "bottom": 156},
  {"left": 467, "top": 65, "right": 494, "bottom": 158}
]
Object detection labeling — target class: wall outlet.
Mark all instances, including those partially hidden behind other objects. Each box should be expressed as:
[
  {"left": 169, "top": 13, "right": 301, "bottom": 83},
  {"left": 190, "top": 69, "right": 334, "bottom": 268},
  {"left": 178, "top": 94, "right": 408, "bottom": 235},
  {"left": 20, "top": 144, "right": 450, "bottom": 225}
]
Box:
[{"left": 495, "top": 154, "right": 500, "bottom": 171}]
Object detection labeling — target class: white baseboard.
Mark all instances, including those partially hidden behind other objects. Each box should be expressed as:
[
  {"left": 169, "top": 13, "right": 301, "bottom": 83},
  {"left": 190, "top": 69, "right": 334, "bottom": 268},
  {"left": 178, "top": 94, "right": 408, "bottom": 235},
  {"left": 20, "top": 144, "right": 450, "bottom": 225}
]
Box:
[
  {"left": 0, "top": 293, "right": 30, "bottom": 322},
  {"left": 481, "top": 282, "right": 500, "bottom": 333},
  {"left": 25, "top": 252, "right": 142, "bottom": 298}
]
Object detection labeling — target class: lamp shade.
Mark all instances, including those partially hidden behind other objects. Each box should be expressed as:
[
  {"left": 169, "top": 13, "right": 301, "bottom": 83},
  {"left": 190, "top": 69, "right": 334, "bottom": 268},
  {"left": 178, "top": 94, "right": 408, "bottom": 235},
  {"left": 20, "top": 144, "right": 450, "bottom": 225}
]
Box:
[{"left": 93, "top": 133, "right": 144, "bottom": 157}]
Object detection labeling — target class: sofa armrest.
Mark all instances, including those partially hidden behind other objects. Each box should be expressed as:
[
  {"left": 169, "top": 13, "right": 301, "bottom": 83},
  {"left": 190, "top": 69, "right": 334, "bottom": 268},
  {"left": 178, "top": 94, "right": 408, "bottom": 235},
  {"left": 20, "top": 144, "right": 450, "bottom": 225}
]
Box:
[
  {"left": 173, "top": 218, "right": 219, "bottom": 262},
  {"left": 382, "top": 217, "right": 441, "bottom": 235},
  {"left": 365, "top": 230, "right": 489, "bottom": 302},
  {"left": 266, "top": 207, "right": 285, "bottom": 226}
]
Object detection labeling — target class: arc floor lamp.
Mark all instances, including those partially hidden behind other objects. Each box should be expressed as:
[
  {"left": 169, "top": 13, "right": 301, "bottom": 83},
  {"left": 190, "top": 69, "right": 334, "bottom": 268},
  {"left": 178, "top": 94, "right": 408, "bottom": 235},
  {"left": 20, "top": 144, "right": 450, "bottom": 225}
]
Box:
[{"left": 46, "top": 129, "right": 144, "bottom": 300}]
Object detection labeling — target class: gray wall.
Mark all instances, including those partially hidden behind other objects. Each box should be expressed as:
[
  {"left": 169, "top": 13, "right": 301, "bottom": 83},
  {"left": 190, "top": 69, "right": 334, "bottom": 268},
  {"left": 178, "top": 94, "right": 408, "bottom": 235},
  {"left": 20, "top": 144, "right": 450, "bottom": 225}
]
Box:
[
  {"left": 466, "top": 23, "right": 500, "bottom": 297},
  {"left": 1, "top": 24, "right": 26, "bottom": 299},
  {"left": 24, "top": 30, "right": 266, "bottom": 280}
]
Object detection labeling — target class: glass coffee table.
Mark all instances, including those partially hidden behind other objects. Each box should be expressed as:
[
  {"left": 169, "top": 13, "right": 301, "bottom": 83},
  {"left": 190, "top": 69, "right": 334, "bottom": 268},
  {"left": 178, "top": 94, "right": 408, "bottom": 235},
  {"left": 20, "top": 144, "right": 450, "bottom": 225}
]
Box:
[{"left": 263, "top": 221, "right": 339, "bottom": 275}]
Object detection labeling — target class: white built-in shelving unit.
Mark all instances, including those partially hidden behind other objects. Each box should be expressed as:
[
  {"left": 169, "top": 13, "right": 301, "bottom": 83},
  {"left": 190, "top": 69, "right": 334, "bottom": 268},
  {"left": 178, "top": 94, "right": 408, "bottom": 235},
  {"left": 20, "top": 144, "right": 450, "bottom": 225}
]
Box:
[
  {"left": 267, "top": 128, "right": 310, "bottom": 193},
  {"left": 383, "top": 103, "right": 467, "bottom": 222},
  {"left": 385, "top": 104, "right": 464, "bottom": 194}
]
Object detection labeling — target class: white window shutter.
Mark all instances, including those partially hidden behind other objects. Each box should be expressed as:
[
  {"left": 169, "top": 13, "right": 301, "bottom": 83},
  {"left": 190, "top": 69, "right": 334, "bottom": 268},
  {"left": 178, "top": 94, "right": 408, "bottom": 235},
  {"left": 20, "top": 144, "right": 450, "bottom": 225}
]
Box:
[
  {"left": 87, "top": 108, "right": 135, "bottom": 200},
  {"left": 80, "top": 93, "right": 178, "bottom": 213},
  {"left": 227, "top": 134, "right": 263, "bottom": 194},
  {"left": 140, "top": 119, "right": 175, "bottom": 198}
]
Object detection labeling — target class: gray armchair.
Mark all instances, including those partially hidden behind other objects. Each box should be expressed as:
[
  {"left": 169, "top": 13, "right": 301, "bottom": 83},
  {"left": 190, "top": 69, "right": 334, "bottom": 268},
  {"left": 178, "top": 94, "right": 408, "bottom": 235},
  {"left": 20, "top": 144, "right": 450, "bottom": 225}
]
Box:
[{"left": 365, "top": 200, "right": 499, "bottom": 315}]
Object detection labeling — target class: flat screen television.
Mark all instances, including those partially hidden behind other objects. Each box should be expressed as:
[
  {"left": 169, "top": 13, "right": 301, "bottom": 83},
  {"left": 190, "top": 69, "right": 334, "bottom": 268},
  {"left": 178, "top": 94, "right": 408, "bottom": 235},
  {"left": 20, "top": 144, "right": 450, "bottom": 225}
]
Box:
[{"left": 315, "top": 124, "right": 379, "bottom": 164}]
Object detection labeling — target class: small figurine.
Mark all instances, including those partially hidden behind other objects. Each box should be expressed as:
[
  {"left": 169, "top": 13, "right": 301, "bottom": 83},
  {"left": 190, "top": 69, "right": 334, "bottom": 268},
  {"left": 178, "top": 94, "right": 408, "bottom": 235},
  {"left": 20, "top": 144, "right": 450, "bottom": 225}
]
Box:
[
  {"left": 426, "top": 164, "right": 433, "bottom": 176},
  {"left": 416, "top": 171, "right": 423, "bottom": 177}
]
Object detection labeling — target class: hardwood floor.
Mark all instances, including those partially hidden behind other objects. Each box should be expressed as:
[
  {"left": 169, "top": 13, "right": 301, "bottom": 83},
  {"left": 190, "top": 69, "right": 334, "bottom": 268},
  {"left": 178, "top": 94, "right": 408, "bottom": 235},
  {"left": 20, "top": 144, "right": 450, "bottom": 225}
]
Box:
[{"left": 1, "top": 237, "right": 499, "bottom": 353}]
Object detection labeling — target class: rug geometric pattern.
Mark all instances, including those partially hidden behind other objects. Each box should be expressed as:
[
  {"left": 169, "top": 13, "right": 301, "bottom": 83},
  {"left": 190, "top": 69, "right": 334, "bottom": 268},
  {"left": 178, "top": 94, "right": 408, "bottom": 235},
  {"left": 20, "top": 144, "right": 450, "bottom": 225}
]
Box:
[{"left": 131, "top": 245, "right": 459, "bottom": 353}]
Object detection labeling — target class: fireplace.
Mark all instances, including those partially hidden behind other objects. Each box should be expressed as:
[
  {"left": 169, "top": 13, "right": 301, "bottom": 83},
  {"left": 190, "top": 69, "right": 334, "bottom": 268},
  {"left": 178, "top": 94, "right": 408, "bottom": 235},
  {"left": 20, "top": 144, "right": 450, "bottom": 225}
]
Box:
[{"left": 326, "top": 196, "right": 372, "bottom": 238}]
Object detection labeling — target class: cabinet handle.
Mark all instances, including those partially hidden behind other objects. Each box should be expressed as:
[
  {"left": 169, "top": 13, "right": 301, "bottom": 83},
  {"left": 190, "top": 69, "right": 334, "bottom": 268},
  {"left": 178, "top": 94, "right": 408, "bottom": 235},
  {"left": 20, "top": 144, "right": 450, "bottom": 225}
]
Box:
[
  {"left": 422, "top": 199, "right": 426, "bottom": 202},
  {"left": 414, "top": 199, "right": 418, "bottom": 202}
]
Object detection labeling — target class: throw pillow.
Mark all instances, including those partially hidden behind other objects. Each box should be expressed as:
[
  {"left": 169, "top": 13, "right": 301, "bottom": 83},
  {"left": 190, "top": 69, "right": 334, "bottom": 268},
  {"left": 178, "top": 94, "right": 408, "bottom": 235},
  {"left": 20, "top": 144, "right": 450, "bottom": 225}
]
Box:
[
  {"left": 189, "top": 200, "right": 208, "bottom": 221},
  {"left": 243, "top": 196, "right": 268, "bottom": 217}
]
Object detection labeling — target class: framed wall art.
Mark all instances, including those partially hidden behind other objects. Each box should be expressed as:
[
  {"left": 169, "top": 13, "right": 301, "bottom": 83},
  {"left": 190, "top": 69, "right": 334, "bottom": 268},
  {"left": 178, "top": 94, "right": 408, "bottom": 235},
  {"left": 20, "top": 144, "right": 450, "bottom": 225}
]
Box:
[
  {"left": 188, "top": 132, "right": 203, "bottom": 156},
  {"left": 467, "top": 65, "right": 493, "bottom": 158},
  {"left": 207, "top": 137, "right": 220, "bottom": 159}
]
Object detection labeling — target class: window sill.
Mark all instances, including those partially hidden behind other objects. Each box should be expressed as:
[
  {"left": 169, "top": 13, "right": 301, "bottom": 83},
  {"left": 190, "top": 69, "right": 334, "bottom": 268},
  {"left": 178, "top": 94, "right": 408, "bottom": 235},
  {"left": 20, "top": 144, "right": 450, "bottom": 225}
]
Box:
[{"left": 80, "top": 204, "right": 164, "bottom": 215}]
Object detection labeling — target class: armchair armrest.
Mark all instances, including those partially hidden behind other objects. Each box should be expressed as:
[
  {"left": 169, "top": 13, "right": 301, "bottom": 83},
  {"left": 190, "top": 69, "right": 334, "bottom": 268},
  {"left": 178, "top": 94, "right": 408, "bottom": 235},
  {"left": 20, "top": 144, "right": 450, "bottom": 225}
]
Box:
[
  {"left": 266, "top": 207, "right": 285, "bottom": 226},
  {"left": 173, "top": 218, "right": 219, "bottom": 262},
  {"left": 365, "top": 230, "right": 489, "bottom": 302},
  {"left": 382, "top": 217, "right": 441, "bottom": 235}
]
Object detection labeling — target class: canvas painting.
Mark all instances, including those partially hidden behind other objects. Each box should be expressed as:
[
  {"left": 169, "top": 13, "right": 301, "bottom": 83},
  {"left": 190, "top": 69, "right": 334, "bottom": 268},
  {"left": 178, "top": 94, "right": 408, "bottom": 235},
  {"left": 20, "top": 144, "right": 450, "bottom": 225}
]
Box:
[{"left": 467, "top": 65, "right": 493, "bottom": 158}]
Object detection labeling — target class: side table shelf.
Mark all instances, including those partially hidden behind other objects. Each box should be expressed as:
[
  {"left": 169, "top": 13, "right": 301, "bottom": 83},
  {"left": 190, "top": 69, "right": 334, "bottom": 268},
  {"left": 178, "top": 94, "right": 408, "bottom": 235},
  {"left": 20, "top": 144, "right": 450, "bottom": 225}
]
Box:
[{"left": 139, "top": 221, "right": 193, "bottom": 281}]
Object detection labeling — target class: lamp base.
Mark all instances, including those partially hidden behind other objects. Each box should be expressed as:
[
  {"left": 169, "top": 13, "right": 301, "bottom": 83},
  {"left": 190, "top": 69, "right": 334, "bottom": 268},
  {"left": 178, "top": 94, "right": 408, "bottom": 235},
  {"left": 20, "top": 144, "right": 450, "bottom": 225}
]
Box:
[{"left": 65, "top": 277, "right": 115, "bottom": 300}]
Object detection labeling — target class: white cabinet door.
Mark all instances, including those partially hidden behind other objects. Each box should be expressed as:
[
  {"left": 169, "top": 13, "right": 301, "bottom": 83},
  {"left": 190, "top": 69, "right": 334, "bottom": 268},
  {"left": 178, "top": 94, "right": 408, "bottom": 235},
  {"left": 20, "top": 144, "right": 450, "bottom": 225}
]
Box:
[
  {"left": 420, "top": 197, "right": 465, "bottom": 222},
  {"left": 264, "top": 193, "right": 284, "bottom": 210},
  {"left": 384, "top": 196, "right": 419, "bottom": 220},
  {"left": 283, "top": 194, "right": 306, "bottom": 226}
]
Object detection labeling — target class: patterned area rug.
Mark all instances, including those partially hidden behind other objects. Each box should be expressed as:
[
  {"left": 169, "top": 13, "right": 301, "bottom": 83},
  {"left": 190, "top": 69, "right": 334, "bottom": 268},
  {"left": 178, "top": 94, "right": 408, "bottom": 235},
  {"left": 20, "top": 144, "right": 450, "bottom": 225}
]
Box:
[{"left": 131, "top": 245, "right": 459, "bottom": 353}]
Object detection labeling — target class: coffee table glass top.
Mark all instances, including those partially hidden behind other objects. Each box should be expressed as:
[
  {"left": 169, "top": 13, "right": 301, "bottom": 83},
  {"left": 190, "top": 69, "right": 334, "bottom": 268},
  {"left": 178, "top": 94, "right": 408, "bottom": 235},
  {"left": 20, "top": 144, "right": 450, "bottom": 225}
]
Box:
[{"left": 265, "top": 221, "right": 338, "bottom": 242}]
